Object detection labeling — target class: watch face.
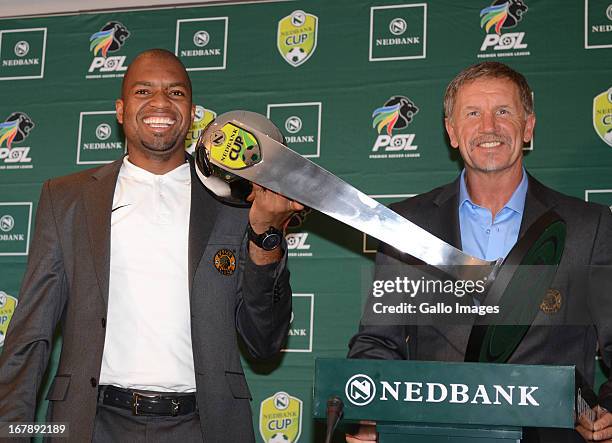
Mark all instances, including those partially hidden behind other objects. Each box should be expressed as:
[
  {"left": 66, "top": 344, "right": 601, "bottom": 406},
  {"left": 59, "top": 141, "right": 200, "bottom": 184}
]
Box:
[{"left": 262, "top": 233, "right": 282, "bottom": 250}]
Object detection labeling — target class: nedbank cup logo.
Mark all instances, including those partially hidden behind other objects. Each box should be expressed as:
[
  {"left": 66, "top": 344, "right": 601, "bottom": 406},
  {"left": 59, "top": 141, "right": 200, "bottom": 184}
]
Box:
[
  {"left": 88, "top": 21, "right": 130, "bottom": 74},
  {"left": 0, "top": 291, "right": 18, "bottom": 348},
  {"left": 0, "top": 112, "right": 34, "bottom": 164},
  {"left": 277, "top": 10, "right": 318, "bottom": 67},
  {"left": 260, "top": 391, "right": 302, "bottom": 443},
  {"left": 479, "top": 0, "right": 528, "bottom": 53},
  {"left": 593, "top": 87, "right": 612, "bottom": 147},
  {"left": 185, "top": 105, "right": 217, "bottom": 153}
]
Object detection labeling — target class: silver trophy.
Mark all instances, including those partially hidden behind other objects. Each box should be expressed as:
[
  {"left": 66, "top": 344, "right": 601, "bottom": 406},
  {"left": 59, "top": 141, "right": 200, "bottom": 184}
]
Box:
[{"left": 194, "top": 110, "right": 566, "bottom": 363}]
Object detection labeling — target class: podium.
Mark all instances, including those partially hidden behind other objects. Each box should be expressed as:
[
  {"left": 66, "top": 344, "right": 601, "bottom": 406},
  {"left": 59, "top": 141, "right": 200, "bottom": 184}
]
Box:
[{"left": 313, "top": 359, "right": 577, "bottom": 442}]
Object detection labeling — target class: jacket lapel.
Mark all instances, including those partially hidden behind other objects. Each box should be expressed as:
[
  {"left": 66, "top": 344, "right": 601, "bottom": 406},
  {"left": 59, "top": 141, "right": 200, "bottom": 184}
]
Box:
[
  {"left": 432, "top": 177, "right": 462, "bottom": 250},
  {"left": 518, "top": 174, "right": 558, "bottom": 238},
  {"left": 82, "top": 159, "right": 123, "bottom": 305},
  {"left": 81, "top": 156, "right": 221, "bottom": 305},
  {"left": 427, "top": 177, "right": 473, "bottom": 358},
  {"left": 187, "top": 157, "right": 221, "bottom": 296}
]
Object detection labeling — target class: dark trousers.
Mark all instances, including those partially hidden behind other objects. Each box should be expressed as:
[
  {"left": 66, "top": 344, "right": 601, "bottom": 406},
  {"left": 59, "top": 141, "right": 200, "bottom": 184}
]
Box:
[{"left": 92, "top": 395, "right": 203, "bottom": 443}]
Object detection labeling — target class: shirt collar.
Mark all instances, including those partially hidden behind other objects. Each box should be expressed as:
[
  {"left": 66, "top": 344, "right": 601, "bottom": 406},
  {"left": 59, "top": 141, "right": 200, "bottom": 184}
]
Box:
[
  {"left": 121, "top": 156, "right": 191, "bottom": 183},
  {"left": 459, "top": 167, "right": 528, "bottom": 215}
]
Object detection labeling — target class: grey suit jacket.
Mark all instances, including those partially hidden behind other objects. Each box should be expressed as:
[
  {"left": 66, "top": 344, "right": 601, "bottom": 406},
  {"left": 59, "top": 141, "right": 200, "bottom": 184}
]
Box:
[
  {"left": 0, "top": 157, "right": 292, "bottom": 442},
  {"left": 349, "top": 173, "right": 612, "bottom": 442}
]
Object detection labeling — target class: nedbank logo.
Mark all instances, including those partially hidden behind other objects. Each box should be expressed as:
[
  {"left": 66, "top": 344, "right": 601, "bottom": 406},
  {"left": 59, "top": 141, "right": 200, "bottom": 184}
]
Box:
[
  {"left": 0, "top": 215, "right": 14, "bottom": 232},
  {"left": 0, "top": 291, "right": 18, "bottom": 348},
  {"left": 282, "top": 294, "right": 314, "bottom": 352},
  {"left": 267, "top": 102, "right": 322, "bottom": 158},
  {"left": 344, "top": 374, "right": 540, "bottom": 408},
  {"left": 277, "top": 10, "right": 318, "bottom": 67},
  {"left": 0, "top": 28, "right": 47, "bottom": 80},
  {"left": 585, "top": 189, "right": 612, "bottom": 210},
  {"left": 185, "top": 105, "right": 217, "bottom": 153},
  {"left": 0, "top": 202, "right": 33, "bottom": 256},
  {"left": 478, "top": 0, "right": 530, "bottom": 58},
  {"left": 0, "top": 112, "right": 34, "bottom": 169},
  {"left": 175, "top": 17, "right": 228, "bottom": 71},
  {"left": 585, "top": 0, "right": 612, "bottom": 49},
  {"left": 77, "top": 111, "right": 125, "bottom": 165},
  {"left": 593, "top": 87, "right": 612, "bottom": 146},
  {"left": 370, "top": 96, "right": 420, "bottom": 159},
  {"left": 369, "top": 4, "right": 427, "bottom": 62},
  {"left": 87, "top": 21, "right": 130, "bottom": 79},
  {"left": 346, "top": 374, "right": 377, "bottom": 406},
  {"left": 259, "top": 391, "right": 303, "bottom": 443}
]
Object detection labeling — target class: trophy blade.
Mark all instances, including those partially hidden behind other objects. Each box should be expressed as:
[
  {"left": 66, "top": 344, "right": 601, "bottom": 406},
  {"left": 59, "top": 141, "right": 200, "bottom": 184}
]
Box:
[{"left": 203, "top": 120, "right": 494, "bottom": 274}]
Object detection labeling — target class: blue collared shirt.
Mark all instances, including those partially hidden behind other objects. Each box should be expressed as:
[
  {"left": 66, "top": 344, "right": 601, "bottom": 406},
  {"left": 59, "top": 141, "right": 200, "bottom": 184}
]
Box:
[{"left": 458, "top": 169, "right": 528, "bottom": 261}]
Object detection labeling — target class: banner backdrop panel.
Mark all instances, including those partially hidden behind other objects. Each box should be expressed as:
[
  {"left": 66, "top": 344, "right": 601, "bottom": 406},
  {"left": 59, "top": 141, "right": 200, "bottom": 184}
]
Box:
[{"left": 0, "top": 1, "right": 611, "bottom": 441}]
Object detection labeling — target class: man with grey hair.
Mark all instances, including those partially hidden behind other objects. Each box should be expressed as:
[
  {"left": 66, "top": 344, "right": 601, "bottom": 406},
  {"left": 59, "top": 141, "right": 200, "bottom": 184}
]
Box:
[{"left": 347, "top": 61, "right": 612, "bottom": 443}]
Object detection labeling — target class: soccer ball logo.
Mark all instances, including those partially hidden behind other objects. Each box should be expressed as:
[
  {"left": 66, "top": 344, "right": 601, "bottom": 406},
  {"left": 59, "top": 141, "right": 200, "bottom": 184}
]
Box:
[
  {"left": 268, "top": 433, "right": 290, "bottom": 443},
  {"left": 605, "top": 128, "right": 612, "bottom": 145},
  {"left": 286, "top": 47, "right": 307, "bottom": 64},
  {"left": 241, "top": 143, "right": 261, "bottom": 166}
]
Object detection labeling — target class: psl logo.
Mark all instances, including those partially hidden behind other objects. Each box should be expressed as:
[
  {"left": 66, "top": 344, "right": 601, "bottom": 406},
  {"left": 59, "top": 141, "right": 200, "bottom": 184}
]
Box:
[
  {"left": 260, "top": 391, "right": 302, "bottom": 443},
  {"left": 286, "top": 232, "right": 312, "bottom": 258},
  {"left": 371, "top": 96, "right": 419, "bottom": 158},
  {"left": 286, "top": 233, "right": 310, "bottom": 251},
  {"left": 88, "top": 21, "right": 131, "bottom": 75},
  {"left": 185, "top": 105, "right": 217, "bottom": 153},
  {"left": 277, "top": 10, "right": 318, "bottom": 67},
  {"left": 0, "top": 291, "right": 18, "bottom": 348},
  {"left": 287, "top": 207, "right": 312, "bottom": 229},
  {"left": 479, "top": 0, "right": 529, "bottom": 54},
  {"left": 593, "top": 87, "right": 612, "bottom": 147},
  {"left": 0, "top": 112, "right": 34, "bottom": 165}
]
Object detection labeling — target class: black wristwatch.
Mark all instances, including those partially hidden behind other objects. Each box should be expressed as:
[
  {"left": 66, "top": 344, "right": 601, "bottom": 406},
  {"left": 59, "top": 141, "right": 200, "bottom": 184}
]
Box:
[{"left": 247, "top": 223, "right": 283, "bottom": 251}]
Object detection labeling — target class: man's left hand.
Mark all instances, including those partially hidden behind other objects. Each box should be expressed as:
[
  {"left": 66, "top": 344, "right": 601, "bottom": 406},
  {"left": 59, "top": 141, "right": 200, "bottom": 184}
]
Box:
[
  {"left": 576, "top": 406, "right": 612, "bottom": 442},
  {"left": 247, "top": 183, "right": 304, "bottom": 264}
]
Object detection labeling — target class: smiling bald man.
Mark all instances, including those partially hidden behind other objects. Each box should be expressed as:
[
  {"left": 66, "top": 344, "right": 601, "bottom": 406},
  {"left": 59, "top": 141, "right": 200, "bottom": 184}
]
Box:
[{"left": 0, "top": 48, "right": 301, "bottom": 443}]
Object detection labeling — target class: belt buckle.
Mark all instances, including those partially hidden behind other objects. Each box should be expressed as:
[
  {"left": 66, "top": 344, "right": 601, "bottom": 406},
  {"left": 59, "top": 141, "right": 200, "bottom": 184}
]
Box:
[
  {"left": 131, "top": 391, "right": 158, "bottom": 416},
  {"left": 171, "top": 399, "right": 180, "bottom": 417}
]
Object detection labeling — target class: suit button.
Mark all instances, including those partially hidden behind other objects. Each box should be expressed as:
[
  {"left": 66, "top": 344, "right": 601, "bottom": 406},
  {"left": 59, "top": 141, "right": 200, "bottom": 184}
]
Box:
[
  {"left": 101, "top": 318, "right": 106, "bottom": 328},
  {"left": 90, "top": 377, "right": 97, "bottom": 387}
]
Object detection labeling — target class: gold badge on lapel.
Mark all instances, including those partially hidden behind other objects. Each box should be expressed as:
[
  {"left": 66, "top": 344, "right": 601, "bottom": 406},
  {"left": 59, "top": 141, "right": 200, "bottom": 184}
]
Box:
[
  {"left": 540, "top": 288, "right": 562, "bottom": 314},
  {"left": 214, "top": 249, "right": 236, "bottom": 275}
]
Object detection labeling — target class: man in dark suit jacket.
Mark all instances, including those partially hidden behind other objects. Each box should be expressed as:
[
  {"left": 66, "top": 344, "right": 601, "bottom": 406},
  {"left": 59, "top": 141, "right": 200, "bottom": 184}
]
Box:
[
  {"left": 347, "top": 62, "right": 612, "bottom": 443},
  {"left": 0, "top": 49, "right": 301, "bottom": 442}
]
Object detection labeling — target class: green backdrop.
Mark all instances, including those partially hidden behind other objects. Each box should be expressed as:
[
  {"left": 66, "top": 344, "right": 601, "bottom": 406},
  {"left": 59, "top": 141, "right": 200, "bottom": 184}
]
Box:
[{"left": 1, "top": 0, "right": 611, "bottom": 441}]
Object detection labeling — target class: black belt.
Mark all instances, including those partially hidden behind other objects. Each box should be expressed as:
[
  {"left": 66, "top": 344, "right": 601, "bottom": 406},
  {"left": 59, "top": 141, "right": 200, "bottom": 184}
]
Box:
[{"left": 99, "top": 385, "right": 197, "bottom": 416}]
